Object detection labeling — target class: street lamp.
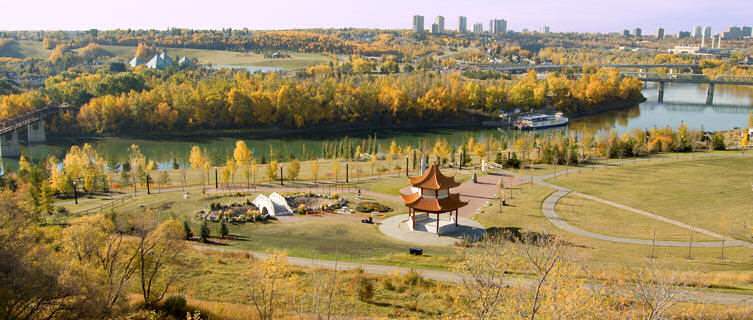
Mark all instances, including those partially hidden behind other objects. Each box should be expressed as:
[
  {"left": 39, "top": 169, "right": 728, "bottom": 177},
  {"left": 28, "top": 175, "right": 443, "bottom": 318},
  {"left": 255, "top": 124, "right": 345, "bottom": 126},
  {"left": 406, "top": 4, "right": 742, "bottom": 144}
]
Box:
[
  {"left": 214, "top": 167, "right": 218, "bottom": 189},
  {"left": 146, "top": 174, "right": 151, "bottom": 195},
  {"left": 72, "top": 180, "right": 78, "bottom": 204}
]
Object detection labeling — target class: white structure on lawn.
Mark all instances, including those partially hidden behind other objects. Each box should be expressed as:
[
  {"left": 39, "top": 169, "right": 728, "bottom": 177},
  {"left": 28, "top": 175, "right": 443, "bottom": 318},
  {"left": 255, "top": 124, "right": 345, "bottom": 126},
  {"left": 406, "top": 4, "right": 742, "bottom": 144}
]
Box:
[
  {"left": 252, "top": 192, "right": 293, "bottom": 216},
  {"left": 129, "top": 50, "right": 194, "bottom": 69}
]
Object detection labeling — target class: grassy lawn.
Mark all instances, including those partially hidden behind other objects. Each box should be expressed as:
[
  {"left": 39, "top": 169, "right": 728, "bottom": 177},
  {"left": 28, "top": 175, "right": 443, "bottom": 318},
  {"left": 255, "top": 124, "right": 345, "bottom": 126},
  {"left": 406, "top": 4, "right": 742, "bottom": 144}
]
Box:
[
  {"left": 473, "top": 183, "right": 753, "bottom": 292},
  {"left": 557, "top": 193, "right": 716, "bottom": 242},
  {"left": 550, "top": 155, "right": 753, "bottom": 240}
]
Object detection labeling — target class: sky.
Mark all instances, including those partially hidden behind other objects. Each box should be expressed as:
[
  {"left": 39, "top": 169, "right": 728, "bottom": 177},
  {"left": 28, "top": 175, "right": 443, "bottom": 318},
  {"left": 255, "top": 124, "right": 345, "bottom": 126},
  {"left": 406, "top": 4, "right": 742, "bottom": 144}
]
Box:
[{"left": 2, "top": 0, "right": 751, "bottom": 34}]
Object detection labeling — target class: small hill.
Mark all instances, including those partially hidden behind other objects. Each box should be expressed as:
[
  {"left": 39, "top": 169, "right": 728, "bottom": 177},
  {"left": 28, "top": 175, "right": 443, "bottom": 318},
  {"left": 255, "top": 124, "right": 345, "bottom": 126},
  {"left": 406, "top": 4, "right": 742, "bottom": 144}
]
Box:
[{"left": 0, "top": 39, "right": 24, "bottom": 58}]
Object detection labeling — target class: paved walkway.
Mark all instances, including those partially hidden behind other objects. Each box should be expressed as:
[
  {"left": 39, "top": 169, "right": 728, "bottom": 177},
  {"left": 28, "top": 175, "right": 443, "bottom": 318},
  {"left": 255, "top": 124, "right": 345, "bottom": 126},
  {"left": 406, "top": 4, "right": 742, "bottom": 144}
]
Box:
[
  {"left": 378, "top": 214, "right": 486, "bottom": 246},
  {"left": 521, "top": 154, "right": 753, "bottom": 248},
  {"left": 191, "top": 244, "right": 753, "bottom": 306}
]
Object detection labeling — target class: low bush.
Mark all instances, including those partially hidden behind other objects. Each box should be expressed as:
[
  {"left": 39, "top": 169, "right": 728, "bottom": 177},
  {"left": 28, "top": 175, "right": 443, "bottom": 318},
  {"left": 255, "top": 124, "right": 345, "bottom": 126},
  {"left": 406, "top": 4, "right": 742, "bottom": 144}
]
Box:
[
  {"left": 356, "top": 201, "right": 392, "bottom": 213},
  {"left": 163, "top": 295, "right": 187, "bottom": 316}
]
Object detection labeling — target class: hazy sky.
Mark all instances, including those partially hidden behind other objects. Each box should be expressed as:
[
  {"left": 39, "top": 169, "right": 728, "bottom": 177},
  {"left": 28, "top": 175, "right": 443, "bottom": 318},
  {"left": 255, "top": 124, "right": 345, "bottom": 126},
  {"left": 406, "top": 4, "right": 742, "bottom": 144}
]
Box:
[{"left": 3, "top": 0, "right": 751, "bottom": 34}]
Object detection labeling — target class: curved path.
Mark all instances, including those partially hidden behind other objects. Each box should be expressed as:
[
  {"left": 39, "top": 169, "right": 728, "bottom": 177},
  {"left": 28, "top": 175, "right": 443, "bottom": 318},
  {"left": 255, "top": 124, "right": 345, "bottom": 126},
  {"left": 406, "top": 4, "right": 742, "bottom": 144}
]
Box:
[{"left": 516, "top": 154, "right": 753, "bottom": 248}]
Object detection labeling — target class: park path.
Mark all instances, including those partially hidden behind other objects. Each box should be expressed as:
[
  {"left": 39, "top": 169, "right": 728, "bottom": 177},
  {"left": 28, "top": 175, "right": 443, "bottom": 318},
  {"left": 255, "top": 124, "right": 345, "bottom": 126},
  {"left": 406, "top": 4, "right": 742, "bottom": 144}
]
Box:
[
  {"left": 191, "top": 244, "right": 753, "bottom": 306},
  {"left": 514, "top": 153, "right": 753, "bottom": 248}
]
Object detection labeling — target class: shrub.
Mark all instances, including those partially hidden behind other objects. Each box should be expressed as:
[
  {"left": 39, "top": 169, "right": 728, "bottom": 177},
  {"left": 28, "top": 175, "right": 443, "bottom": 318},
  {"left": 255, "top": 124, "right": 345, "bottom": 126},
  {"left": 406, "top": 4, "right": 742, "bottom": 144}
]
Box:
[
  {"left": 220, "top": 219, "right": 229, "bottom": 238},
  {"left": 183, "top": 220, "right": 193, "bottom": 240},
  {"left": 402, "top": 270, "right": 424, "bottom": 287},
  {"left": 56, "top": 206, "right": 67, "bottom": 214},
  {"left": 297, "top": 204, "right": 306, "bottom": 215},
  {"left": 163, "top": 295, "right": 186, "bottom": 316},
  {"left": 356, "top": 276, "right": 374, "bottom": 301},
  {"left": 712, "top": 132, "right": 726, "bottom": 150},
  {"left": 356, "top": 201, "right": 392, "bottom": 213}
]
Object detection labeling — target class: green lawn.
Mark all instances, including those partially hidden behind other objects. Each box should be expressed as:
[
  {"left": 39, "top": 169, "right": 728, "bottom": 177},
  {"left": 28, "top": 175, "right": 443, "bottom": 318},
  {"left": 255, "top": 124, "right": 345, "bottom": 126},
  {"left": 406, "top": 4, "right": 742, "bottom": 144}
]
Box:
[{"left": 551, "top": 155, "right": 753, "bottom": 240}]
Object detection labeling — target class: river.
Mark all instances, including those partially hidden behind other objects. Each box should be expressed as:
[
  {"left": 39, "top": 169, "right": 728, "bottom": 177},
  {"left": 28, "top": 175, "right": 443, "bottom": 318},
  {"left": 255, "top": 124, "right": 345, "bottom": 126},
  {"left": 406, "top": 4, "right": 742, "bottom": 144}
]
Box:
[{"left": 5, "top": 83, "right": 753, "bottom": 170}]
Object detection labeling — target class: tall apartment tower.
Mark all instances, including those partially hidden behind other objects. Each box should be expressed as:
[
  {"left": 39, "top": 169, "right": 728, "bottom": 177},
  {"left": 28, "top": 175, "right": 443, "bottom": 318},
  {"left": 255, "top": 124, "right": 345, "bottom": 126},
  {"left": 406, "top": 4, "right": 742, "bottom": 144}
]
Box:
[
  {"left": 458, "top": 16, "right": 467, "bottom": 33},
  {"left": 693, "top": 26, "right": 703, "bottom": 38},
  {"left": 656, "top": 27, "right": 665, "bottom": 39},
  {"left": 489, "top": 19, "right": 507, "bottom": 34},
  {"left": 412, "top": 15, "right": 424, "bottom": 33},
  {"left": 704, "top": 26, "right": 712, "bottom": 39},
  {"left": 473, "top": 23, "right": 483, "bottom": 33},
  {"left": 540, "top": 26, "right": 550, "bottom": 34},
  {"left": 434, "top": 16, "right": 445, "bottom": 33},
  {"left": 633, "top": 27, "right": 642, "bottom": 37}
]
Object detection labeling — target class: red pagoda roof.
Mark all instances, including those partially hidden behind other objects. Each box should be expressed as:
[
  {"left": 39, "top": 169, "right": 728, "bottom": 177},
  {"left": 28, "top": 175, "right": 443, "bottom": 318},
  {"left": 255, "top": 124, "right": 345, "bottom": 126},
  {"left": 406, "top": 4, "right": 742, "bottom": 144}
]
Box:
[
  {"left": 408, "top": 164, "right": 461, "bottom": 190},
  {"left": 400, "top": 192, "right": 468, "bottom": 213}
]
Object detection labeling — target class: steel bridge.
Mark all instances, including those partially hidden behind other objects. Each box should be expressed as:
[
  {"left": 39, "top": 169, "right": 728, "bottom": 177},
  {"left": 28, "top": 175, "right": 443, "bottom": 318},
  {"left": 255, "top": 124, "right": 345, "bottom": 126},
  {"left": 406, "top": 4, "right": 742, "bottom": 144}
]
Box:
[
  {"left": 0, "top": 106, "right": 64, "bottom": 158},
  {"left": 620, "top": 72, "right": 753, "bottom": 104},
  {"left": 462, "top": 63, "right": 698, "bottom": 73}
]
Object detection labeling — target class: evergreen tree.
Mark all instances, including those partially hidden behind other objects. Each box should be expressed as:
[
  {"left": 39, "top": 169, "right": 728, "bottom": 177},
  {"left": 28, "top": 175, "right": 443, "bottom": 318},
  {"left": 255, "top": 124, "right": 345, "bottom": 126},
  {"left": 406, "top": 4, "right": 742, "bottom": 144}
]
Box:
[
  {"left": 220, "top": 219, "right": 229, "bottom": 238},
  {"left": 200, "top": 220, "right": 210, "bottom": 243},
  {"left": 183, "top": 220, "right": 193, "bottom": 240}
]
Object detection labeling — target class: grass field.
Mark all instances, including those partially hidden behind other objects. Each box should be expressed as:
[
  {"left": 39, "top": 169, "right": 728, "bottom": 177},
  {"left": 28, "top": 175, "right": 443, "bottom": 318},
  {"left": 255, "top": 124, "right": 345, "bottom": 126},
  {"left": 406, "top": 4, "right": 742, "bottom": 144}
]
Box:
[
  {"left": 11, "top": 40, "right": 333, "bottom": 70},
  {"left": 557, "top": 193, "right": 716, "bottom": 241},
  {"left": 551, "top": 155, "right": 753, "bottom": 240}
]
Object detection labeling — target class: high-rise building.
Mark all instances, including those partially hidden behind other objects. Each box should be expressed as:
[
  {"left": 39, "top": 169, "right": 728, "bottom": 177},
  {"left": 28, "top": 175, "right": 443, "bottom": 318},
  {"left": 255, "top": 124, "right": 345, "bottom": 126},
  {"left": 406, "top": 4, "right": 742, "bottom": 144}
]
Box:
[
  {"left": 412, "top": 15, "right": 424, "bottom": 33},
  {"left": 743, "top": 26, "right": 753, "bottom": 37},
  {"left": 693, "top": 26, "right": 703, "bottom": 38},
  {"left": 656, "top": 27, "right": 664, "bottom": 39},
  {"left": 722, "top": 26, "right": 743, "bottom": 39},
  {"left": 458, "top": 16, "right": 467, "bottom": 33},
  {"left": 473, "top": 23, "right": 483, "bottom": 33},
  {"left": 431, "top": 23, "right": 439, "bottom": 34},
  {"left": 623, "top": 29, "right": 630, "bottom": 37},
  {"left": 434, "top": 16, "right": 445, "bottom": 33},
  {"left": 489, "top": 19, "right": 507, "bottom": 34},
  {"left": 540, "top": 26, "right": 550, "bottom": 34},
  {"left": 676, "top": 31, "right": 691, "bottom": 39},
  {"left": 704, "top": 26, "right": 712, "bottom": 39},
  {"left": 633, "top": 27, "right": 642, "bottom": 37}
]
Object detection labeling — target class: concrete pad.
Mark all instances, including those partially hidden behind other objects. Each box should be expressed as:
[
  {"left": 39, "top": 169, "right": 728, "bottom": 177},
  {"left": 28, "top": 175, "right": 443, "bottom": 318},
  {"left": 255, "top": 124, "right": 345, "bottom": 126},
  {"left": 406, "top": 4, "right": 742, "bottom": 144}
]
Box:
[{"left": 379, "top": 214, "right": 486, "bottom": 246}]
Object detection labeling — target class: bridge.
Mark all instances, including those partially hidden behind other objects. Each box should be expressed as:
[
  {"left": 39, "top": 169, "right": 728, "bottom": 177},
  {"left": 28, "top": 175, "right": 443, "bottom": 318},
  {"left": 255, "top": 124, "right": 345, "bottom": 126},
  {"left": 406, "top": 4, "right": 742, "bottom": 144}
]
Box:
[
  {"left": 620, "top": 72, "right": 753, "bottom": 104},
  {"left": 461, "top": 63, "right": 698, "bottom": 73},
  {"left": 0, "top": 106, "right": 62, "bottom": 158}
]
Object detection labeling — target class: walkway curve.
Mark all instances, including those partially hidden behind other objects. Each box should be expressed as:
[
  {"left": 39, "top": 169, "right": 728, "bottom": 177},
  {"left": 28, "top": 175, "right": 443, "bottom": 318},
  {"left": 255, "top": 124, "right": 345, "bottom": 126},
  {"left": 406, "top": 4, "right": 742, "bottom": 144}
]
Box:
[{"left": 503, "top": 153, "right": 753, "bottom": 248}]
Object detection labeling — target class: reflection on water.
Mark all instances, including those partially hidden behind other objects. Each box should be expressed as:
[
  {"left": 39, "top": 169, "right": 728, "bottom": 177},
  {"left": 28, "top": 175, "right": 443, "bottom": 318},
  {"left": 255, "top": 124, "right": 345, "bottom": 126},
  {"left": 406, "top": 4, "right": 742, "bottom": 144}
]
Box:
[
  {"left": 571, "top": 83, "right": 753, "bottom": 134},
  {"left": 3, "top": 83, "right": 753, "bottom": 170}
]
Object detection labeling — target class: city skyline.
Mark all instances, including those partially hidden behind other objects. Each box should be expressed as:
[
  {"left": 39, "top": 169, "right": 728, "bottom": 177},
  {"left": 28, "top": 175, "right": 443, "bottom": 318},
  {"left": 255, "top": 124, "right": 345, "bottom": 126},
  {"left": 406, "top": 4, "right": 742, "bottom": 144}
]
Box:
[{"left": 2, "top": 0, "right": 751, "bottom": 34}]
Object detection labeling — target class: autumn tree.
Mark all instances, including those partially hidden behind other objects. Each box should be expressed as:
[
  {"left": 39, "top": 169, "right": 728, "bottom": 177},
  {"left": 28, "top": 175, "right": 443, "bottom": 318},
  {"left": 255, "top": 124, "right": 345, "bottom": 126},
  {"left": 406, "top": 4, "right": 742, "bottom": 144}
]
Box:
[
  {"left": 266, "top": 160, "right": 279, "bottom": 186},
  {"left": 249, "top": 253, "right": 293, "bottom": 320},
  {"left": 287, "top": 158, "right": 300, "bottom": 182}
]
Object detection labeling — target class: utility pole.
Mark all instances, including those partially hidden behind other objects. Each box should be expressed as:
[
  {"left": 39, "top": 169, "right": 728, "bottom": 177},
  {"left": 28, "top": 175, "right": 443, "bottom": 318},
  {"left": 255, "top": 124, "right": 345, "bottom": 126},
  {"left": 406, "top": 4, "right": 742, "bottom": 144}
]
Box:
[
  {"left": 280, "top": 166, "right": 284, "bottom": 186},
  {"left": 146, "top": 174, "right": 151, "bottom": 195},
  {"left": 214, "top": 167, "right": 218, "bottom": 189}
]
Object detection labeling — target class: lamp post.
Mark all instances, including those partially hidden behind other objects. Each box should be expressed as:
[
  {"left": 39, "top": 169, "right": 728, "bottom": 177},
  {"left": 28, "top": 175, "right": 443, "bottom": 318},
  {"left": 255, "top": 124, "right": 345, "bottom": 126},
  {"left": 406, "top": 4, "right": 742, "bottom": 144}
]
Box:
[
  {"left": 146, "top": 174, "right": 151, "bottom": 195},
  {"left": 72, "top": 180, "right": 78, "bottom": 204},
  {"left": 280, "top": 165, "right": 284, "bottom": 186},
  {"left": 214, "top": 167, "right": 218, "bottom": 189},
  {"left": 345, "top": 163, "right": 349, "bottom": 183}
]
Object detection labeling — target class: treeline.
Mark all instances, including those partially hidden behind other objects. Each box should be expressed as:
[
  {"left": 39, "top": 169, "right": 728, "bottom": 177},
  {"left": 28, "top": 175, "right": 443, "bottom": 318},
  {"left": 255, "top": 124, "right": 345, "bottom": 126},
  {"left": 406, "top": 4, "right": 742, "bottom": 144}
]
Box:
[{"left": 0, "top": 66, "right": 645, "bottom": 135}]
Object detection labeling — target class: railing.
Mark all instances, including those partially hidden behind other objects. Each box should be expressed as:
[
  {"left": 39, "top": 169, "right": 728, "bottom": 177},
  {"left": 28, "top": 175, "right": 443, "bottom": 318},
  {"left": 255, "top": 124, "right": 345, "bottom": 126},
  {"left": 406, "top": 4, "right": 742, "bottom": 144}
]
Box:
[
  {"left": 69, "top": 195, "right": 133, "bottom": 216},
  {"left": 0, "top": 106, "right": 60, "bottom": 135}
]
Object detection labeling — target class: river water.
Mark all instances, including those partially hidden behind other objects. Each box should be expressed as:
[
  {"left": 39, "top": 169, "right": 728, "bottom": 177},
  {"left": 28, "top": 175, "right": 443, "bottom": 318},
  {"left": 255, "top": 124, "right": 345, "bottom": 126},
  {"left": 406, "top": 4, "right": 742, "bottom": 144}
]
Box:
[{"left": 6, "top": 83, "right": 753, "bottom": 169}]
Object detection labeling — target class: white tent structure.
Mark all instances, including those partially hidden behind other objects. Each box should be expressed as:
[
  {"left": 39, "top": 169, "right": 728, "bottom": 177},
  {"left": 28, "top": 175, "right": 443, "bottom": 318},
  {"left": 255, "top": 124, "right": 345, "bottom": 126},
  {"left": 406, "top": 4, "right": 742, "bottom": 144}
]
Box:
[
  {"left": 129, "top": 56, "right": 143, "bottom": 67},
  {"left": 145, "top": 54, "right": 169, "bottom": 69},
  {"left": 252, "top": 192, "right": 292, "bottom": 216},
  {"left": 178, "top": 56, "right": 193, "bottom": 66}
]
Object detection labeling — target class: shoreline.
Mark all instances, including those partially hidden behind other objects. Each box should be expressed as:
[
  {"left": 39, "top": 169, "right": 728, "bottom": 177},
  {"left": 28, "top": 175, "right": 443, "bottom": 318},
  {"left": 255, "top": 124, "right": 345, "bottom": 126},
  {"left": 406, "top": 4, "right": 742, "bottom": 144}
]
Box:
[{"left": 48, "top": 97, "right": 646, "bottom": 142}]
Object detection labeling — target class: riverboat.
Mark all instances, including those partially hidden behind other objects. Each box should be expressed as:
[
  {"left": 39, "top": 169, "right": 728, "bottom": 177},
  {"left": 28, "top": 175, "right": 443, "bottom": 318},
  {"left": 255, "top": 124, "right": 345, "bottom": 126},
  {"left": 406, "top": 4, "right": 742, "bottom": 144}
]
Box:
[{"left": 513, "top": 112, "right": 569, "bottom": 130}]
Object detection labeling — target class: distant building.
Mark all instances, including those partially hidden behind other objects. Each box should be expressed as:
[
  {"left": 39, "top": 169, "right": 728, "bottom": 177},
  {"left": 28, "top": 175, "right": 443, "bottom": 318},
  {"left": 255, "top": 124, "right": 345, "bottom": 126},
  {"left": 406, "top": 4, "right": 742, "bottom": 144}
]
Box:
[
  {"left": 704, "top": 26, "right": 712, "bottom": 39},
  {"left": 489, "top": 19, "right": 507, "bottom": 34},
  {"left": 431, "top": 23, "right": 439, "bottom": 34},
  {"left": 473, "top": 23, "right": 483, "bottom": 33},
  {"left": 458, "top": 16, "right": 467, "bottom": 33},
  {"left": 540, "top": 26, "right": 550, "bottom": 34},
  {"left": 744, "top": 26, "right": 753, "bottom": 37},
  {"left": 693, "top": 26, "right": 703, "bottom": 38},
  {"left": 656, "top": 27, "right": 665, "bottom": 40},
  {"left": 412, "top": 15, "right": 424, "bottom": 33},
  {"left": 676, "top": 31, "right": 691, "bottom": 39},
  {"left": 633, "top": 27, "right": 642, "bottom": 37},
  {"left": 178, "top": 56, "right": 193, "bottom": 66},
  {"left": 623, "top": 29, "right": 631, "bottom": 37},
  {"left": 145, "top": 54, "right": 169, "bottom": 69},
  {"left": 434, "top": 16, "right": 445, "bottom": 33},
  {"left": 722, "top": 26, "right": 743, "bottom": 39}
]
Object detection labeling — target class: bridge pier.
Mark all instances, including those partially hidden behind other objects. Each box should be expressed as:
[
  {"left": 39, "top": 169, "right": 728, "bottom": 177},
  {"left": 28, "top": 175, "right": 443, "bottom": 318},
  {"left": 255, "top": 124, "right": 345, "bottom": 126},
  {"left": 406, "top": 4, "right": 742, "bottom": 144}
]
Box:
[
  {"left": 0, "top": 129, "right": 21, "bottom": 158},
  {"left": 657, "top": 82, "right": 665, "bottom": 103},
  {"left": 26, "top": 120, "right": 46, "bottom": 143},
  {"left": 706, "top": 83, "right": 715, "bottom": 105}
]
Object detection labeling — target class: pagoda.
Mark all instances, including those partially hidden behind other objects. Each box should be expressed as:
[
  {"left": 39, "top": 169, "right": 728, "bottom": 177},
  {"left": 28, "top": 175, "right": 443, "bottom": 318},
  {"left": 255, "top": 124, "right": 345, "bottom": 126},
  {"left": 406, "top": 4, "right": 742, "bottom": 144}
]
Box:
[{"left": 400, "top": 163, "right": 468, "bottom": 234}]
